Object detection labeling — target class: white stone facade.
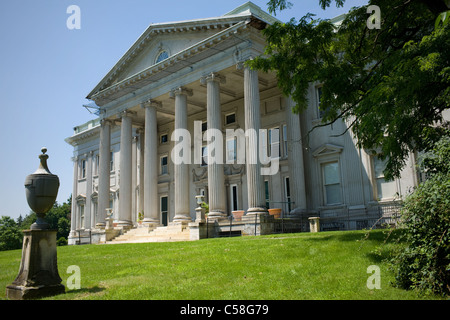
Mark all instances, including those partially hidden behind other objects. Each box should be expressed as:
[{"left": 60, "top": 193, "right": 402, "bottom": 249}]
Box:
[{"left": 65, "top": 2, "right": 421, "bottom": 244}]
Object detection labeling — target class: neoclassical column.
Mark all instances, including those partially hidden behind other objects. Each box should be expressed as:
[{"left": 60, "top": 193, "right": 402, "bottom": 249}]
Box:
[
  {"left": 97, "top": 119, "right": 111, "bottom": 229},
  {"left": 170, "top": 87, "right": 193, "bottom": 222},
  {"left": 85, "top": 151, "right": 93, "bottom": 229},
  {"left": 118, "top": 111, "right": 133, "bottom": 228},
  {"left": 70, "top": 156, "right": 78, "bottom": 234},
  {"left": 285, "top": 96, "right": 307, "bottom": 213},
  {"left": 137, "top": 128, "right": 145, "bottom": 222},
  {"left": 201, "top": 73, "right": 226, "bottom": 219},
  {"left": 141, "top": 100, "right": 160, "bottom": 226},
  {"left": 242, "top": 64, "right": 268, "bottom": 216}
]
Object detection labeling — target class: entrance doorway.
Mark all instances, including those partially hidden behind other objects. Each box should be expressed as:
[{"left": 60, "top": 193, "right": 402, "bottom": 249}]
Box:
[{"left": 161, "top": 196, "right": 168, "bottom": 226}]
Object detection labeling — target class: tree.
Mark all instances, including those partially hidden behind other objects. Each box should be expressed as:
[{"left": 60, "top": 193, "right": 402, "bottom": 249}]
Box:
[
  {"left": 0, "top": 216, "right": 23, "bottom": 251},
  {"left": 17, "top": 198, "right": 72, "bottom": 246},
  {"left": 250, "top": 0, "right": 450, "bottom": 180}
]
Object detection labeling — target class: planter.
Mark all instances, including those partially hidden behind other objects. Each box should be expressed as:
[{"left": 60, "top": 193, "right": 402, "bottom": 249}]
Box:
[
  {"left": 232, "top": 210, "right": 245, "bottom": 221},
  {"left": 268, "top": 208, "right": 282, "bottom": 219}
]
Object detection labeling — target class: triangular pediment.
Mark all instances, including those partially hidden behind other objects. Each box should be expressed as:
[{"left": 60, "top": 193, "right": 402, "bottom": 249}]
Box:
[
  {"left": 87, "top": 2, "right": 280, "bottom": 102},
  {"left": 312, "top": 144, "right": 344, "bottom": 157},
  {"left": 110, "top": 29, "right": 225, "bottom": 85}
]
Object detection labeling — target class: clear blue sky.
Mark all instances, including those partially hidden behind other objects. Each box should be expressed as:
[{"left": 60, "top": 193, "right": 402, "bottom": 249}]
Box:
[{"left": 0, "top": 0, "right": 368, "bottom": 220}]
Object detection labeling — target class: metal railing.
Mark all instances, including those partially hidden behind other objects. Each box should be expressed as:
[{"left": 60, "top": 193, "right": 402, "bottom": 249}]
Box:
[{"left": 203, "top": 201, "right": 403, "bottom": 238}]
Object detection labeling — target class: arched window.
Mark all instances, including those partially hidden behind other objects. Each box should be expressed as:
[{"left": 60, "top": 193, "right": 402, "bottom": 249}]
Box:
[{"left": 155, "top": 51, "right": 169, "bottom": 64}]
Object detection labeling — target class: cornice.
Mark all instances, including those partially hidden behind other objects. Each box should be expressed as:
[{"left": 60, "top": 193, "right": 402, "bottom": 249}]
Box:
[
  {"left": 65, "top": 125, "right": 101, "bottom": 146},
  {"left": 87, "top": 15, "right": 255, "bottom": 100},
  {"left": 90, "top": 21, "right": 252, "bottom": 106}
]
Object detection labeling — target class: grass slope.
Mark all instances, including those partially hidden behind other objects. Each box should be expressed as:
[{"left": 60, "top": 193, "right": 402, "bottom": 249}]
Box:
[{"left": 0, "top": 230, "right": 441, "bottom": 300}]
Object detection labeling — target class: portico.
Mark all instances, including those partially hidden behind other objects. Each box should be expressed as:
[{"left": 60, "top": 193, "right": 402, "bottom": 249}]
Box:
[{"left": 65, "top": 2, "right": 332, "bottom": 244}]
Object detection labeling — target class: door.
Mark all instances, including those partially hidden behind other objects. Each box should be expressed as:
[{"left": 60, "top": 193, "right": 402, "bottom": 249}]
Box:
[{"left": 161, "top": 196, "right": 168, "bottom": 226}]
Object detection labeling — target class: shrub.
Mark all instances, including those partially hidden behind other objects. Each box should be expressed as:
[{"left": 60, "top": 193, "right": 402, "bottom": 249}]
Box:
[
  {"left": 57, "top": 237, "right": 68, "bottom": 246},
  {"left": 392, "top": 134, "right": 450, "bottom": 296}
]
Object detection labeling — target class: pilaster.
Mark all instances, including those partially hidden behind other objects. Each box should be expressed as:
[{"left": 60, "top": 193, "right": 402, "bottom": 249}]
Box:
[{"left": 285, "top": 96, "right": 307, "bottom": 213}]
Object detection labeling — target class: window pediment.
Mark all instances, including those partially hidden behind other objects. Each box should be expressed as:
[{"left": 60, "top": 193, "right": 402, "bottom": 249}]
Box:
[{"left": 312, "top": 144, "right": 343, "bottom": 158}]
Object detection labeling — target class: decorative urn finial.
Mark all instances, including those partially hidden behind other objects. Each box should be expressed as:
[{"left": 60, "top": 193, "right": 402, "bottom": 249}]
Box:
[{"left": 24, "top": 147, "right": 60, "bottom": 230}]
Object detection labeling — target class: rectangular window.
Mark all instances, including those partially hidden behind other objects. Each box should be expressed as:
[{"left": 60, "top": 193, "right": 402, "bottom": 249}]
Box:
[
  {"left": 79, "top": 204, "right": 85, "bottom": 229},
  {"left": 161, "top": 196, "right": 168, "bottom": 226},
  {"left": 81, "top": 159, "right": 86, "bottom": 179},
  {"left": 202, "top": 121, "right": 207, "bottom": 132},
  {"left": 201, "top": 146, "right": 208, "bottom": 167},
  {"left": 269, "top": 127, "right": 280, "bottom": 158},
  {"left": 160, "top": 155, "right": 168, "bottom": 175},
  {"left": 93, "top": 201, "right": 98, "bottom": 220},
  {"left": 262, "top": 127, "right": 281, "bottom": 159},
  {"left": 108, "top": 200, "right": 113, "bottom": 217},
  {"left": 285, "top": 177, "right": 291, "bottom": 212},
  {"left": 264, "top": 180, "right": 270, "bottom": 209},
  {"left": 160, "top": 134, "right": 168, "bottom": 144},
  {"left": 230, "top": 184, "right": 238, "bottom": 211},
  {"left": 110, "top": 151, "right": 114, "bottom": 172},
  {"left": 226, "top": 138, "right": 237, "bottom": 163},
  {"left": 322, "top": 162, "right": 342, "bottom": 205},
  {"left": 373, "top": 156, "right": 396, "bottom": 200},
  {"left": 225, "top": 113, "right": 236, "bottom": 125},
  {"left": 282, "top": 124, "right": 288, "bottom": 157}
]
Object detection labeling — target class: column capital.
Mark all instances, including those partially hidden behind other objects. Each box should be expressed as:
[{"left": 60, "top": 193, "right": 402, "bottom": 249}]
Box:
[
  {"left": 200, "top": 72, "right": 226, "bottom": 85},
  {"left": 169, "top": 87, "right": 193, "bottom": 98},
  {"left": 141, "top": 99, "right": 162, "bottom": 109},
  {"left": 116, "top": 110, "right": 136, "bottom": 119},
  {"left": 236, "top": 57, "right": 255, "bottom": 71},
  {"left": 100, "top": 119, "right": 113, "bottom": 126}
]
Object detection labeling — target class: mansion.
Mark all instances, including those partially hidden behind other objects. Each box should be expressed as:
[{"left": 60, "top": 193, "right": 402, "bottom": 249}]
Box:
[{"left": 65, "top": 2, "right": 421, "bottom": 244}]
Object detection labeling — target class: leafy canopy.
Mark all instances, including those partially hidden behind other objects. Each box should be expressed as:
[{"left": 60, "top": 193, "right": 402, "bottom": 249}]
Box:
[{"left": 252, "top": 0, "right": 450, "bottom": 180}]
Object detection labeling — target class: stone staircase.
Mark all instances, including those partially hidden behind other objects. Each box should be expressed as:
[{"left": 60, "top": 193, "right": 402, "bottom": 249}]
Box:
[{"left": 107, "top": 223, "right": 191, "bottom": 244}]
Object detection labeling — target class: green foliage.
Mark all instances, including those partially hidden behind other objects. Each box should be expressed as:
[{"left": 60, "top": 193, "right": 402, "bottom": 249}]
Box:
[
  {"left": 57, "top": 237, "right": 68, "bottom": 246},
  {"left": 251, "top": 0, "right": 450, "bottom": 180},
  {"left": 0, "top": 197, "right": 72, "bottom": 251},
  {"left": 201, "top": 202, "right": 209, "bottom": 214},
  {"left": 392, "top": 135, "right": 450, "bottom": 296},
  {"left": 0, "top": 216, "right": 23, "bottom": 251}
]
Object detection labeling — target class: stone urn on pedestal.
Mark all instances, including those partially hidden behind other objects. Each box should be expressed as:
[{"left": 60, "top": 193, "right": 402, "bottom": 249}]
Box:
[{"left": 6, "top": 148, "right": 65, "bottom": 300}]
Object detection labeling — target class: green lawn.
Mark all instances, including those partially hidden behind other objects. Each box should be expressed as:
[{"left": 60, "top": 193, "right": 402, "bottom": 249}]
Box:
[{"left": 0, "top": 230, "right": 442, "bottom": 300}]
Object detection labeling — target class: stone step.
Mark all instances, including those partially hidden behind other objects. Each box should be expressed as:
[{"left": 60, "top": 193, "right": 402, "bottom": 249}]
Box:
[{"left": 107, "top": 223, "right": 191, "bottom": 244}]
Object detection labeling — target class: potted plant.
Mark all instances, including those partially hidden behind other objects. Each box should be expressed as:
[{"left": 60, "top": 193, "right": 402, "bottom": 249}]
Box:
[
  {"left": 137, "top": 211, "right": 144, "bottom": 225},
  {"left": 268, "top": 208, "right": 282, "bottom": 219},
  {"left": 232, "top": 210, "right": 245, "bottom": 221},
  {"left": 201, "top": 202, "right": 209, "bottom": 220}
]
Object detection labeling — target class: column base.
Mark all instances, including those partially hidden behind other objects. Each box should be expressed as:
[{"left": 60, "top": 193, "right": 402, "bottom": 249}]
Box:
[
  {"left": 95, "top": 222, "right": 106, "bottom": 230},
  {"left": 246, "top": 207, "right": 269, "bottom": 216},
  {"left": 173, "top": 215, "right": 192, "bottom": 223},
  {"left": 116, "top": 220, "right": 133, "bottom": 231},
  {"left": 207, "top": 211, "right": 227, "bottom": 221},
  {"left": 142, "top": 219, "right": 160, "bottom": 229}
]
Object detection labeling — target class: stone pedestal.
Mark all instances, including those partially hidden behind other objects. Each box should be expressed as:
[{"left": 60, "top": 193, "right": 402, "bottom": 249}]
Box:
[
  {"left": 242, "top": 214, "right": 273, "bottom": 236},
  {"left": 195, "top": 206, "right": 206, "bottom": 223},
  {"left": 189, "top": 222, "right": 209, "bottom": 240},
  {"left": 6, "top": 230, "right": 65, "bottom": 300},
  {"left": 309, "top": 217, "right": 320, "bottom": 233}
]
